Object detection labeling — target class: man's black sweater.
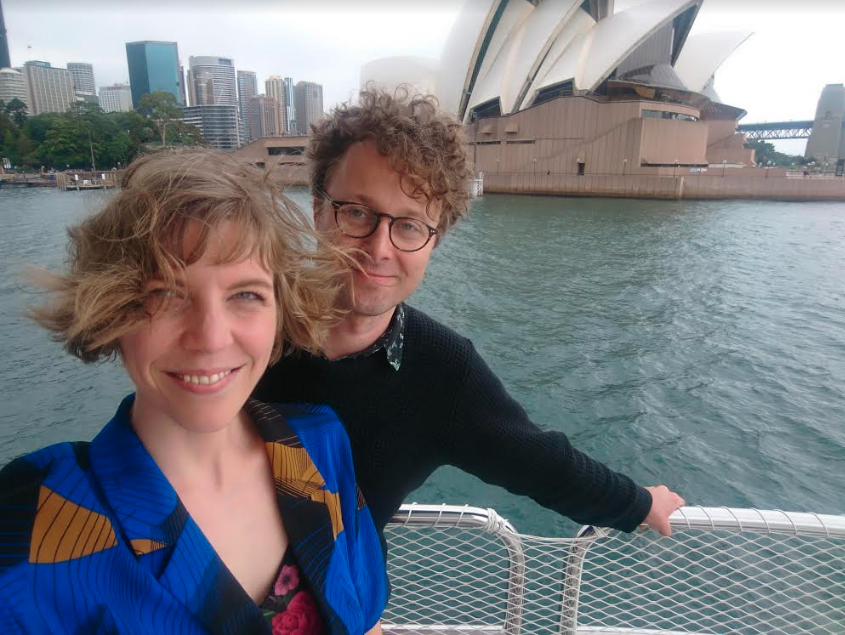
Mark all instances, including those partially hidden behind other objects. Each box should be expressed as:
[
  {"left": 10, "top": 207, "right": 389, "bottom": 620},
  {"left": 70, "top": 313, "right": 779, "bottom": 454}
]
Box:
[{"left": 255, "top": 305, "right": 652, "bottom": 533}]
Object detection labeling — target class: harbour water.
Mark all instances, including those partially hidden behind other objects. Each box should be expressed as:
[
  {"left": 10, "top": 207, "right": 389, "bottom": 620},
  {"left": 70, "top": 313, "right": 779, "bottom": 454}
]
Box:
[{"left": 1, "top": 187, "right": 843, "bottom": 536}]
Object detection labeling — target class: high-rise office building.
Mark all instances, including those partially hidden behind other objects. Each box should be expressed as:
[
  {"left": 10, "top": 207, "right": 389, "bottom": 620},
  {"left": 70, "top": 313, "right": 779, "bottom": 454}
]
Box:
[
  {"left": 67, "top": 62, "right": 95, "bottom": 97},
  {"left": 283, "top": 77, "right": 295, "bottom": 133},
  {"left": 294, "top": 80, "right": 323, "bottom": 134},
  {"left": 0, "top": 67, "right": 28, "bottom": 109},
  {"left": 0, "top": 0, "right": 11, "bottom": 69},
  {"left": 178, "top": 63, "right": 187, "bottom": 107},
  {"left": 182, "top": 104, "right": 241, "bottom": 149},
  {"left": 125, "top": 41, "right": 182, "bottom": 108},
  {"left": 188, "top": 56, "right": 237, "bottom": 106},
  {"left": 265, "top": 75, "right": 287, "bottom": 134},
  {"left": 247, "top": 95, "right": 282, "bottom": 139},
  {"left": 98, "top": 83, "right": 132, "bottom": 113},
  {"left": 237, "top": 70, "right": 258, "bottom": 140},
  {"left": 19, "top": 61, "right": 73, "bottom": 115},
  {"left": 186, "top": 68, "right": 196, "bottom": 106},
  {"left": 186, "top": 56, "right": 239, "bottom": 146}
]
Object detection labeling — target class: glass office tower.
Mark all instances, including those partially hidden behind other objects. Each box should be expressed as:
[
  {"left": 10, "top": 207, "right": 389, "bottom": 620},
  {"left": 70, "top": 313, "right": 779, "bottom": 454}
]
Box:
[{"left": 125, "top": 41, "right": 182, "bottom": 108}]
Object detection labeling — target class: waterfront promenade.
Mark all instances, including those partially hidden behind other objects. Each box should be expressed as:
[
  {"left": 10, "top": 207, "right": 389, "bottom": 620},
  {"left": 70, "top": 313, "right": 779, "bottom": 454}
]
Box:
[
  {"left": 480, "top": 170, "right": 845, "bottom": 201},
  {"left": 0, "top": 174, "right": 56, "bottom": 188},
  {"left": 11, "top": 158, "right": 842, "bottom": 202},
  {"left": 249, "top": 161, "right": 845, "bottom": 201}
]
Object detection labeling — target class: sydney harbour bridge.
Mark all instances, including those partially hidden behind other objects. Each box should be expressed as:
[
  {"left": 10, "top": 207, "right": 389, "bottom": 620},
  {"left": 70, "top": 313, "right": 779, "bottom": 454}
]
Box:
[{"left": 738, "top": 120, "right": 813, "bottom": 141}]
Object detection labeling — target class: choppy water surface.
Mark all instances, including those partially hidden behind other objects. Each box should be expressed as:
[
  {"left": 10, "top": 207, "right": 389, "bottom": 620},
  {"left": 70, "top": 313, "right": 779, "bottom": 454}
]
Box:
[{"left": 1, "top": 187, "right": 843, "bottom": 535}]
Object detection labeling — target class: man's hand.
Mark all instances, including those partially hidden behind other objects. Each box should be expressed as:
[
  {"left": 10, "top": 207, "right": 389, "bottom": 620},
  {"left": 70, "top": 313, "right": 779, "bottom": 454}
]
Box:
[{"left": 643, "top": 485, "right": 685, "bottom": 536}]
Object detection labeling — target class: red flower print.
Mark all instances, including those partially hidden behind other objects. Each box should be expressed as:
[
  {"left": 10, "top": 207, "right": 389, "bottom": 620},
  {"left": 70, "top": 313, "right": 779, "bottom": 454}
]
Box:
[
  {"left": 273, "top": 564, "right": 300, "bottom": 597},
  {"left": 271, "top": 591, "right": 322, "bottom": 635}
]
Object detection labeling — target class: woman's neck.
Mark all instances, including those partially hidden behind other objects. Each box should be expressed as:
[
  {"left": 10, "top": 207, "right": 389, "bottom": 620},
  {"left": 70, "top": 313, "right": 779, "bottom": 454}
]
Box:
[{"left": 131, "top": 399, "right": 265, "bottom": 494}]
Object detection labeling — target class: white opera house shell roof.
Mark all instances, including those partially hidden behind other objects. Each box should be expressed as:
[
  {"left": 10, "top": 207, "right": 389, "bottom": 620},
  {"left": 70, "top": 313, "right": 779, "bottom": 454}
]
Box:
[{"left": 361, "top": 0, "right": 750, "bottom": 122}]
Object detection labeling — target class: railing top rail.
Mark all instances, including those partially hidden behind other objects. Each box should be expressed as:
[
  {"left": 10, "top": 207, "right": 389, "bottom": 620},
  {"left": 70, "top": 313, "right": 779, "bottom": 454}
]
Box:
[
  {"left": 389, "top": 503, "right": 845, "bottom": 539},
  {"left": 390, "top": 503, "right": 518, "bottom": 534},
  {"left": 669, "top": 505, "right": 845, "bottom": 538}
]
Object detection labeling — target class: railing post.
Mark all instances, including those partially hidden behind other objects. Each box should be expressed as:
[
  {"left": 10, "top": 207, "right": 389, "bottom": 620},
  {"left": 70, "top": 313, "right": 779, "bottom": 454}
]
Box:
[
  {"left": 498, "top": 524, "right": 526, "bottom": 635},
  {"left": 559, "top": 525, "right": 603, "bottom": 634}
]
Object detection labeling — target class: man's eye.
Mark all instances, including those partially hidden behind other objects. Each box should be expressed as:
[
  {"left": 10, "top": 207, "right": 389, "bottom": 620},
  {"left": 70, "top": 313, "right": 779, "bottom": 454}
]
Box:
[
  {"left": 343, "top": 205, "right": 369, "bottom": 219},
  {"left": 398, "top": 220, "right": 423, "bottom": 234}
]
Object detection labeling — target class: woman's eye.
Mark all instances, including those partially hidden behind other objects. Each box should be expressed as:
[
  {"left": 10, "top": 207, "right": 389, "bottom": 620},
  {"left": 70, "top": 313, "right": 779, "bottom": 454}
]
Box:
[
  {"left": 146, "top": 288, "right": 188, "bottom": 312},
  {"left": 232, "top": 291, "right": 267, "bottom": 303}
]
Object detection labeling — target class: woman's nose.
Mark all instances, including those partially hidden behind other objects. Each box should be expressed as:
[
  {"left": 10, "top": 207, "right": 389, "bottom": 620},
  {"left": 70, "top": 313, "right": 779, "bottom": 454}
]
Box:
[{"left": 182, "top": 301, "right": 233, "bottom": 352}]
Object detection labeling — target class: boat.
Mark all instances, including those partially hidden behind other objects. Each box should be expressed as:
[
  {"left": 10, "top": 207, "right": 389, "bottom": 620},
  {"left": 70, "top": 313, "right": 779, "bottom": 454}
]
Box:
[{"left": 382, "top": 504, "right": 845, "bottom": 634}]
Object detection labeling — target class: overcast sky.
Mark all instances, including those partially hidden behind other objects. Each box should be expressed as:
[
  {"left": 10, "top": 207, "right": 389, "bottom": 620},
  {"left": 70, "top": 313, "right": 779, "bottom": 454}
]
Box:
[{"left": 6, "top": 0, "right": 844, "bottom": 154}]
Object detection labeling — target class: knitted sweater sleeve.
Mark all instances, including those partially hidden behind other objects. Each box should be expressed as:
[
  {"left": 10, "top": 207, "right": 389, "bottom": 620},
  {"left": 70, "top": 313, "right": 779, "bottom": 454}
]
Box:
[{"left": 444, "top": 340, "right": 652, "bottom": 532}]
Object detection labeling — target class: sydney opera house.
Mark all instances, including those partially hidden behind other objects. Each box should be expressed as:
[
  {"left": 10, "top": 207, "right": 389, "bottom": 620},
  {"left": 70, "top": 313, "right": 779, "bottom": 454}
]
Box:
[{"left": 362, "top": 0, "right": 766, "bottom": 195}]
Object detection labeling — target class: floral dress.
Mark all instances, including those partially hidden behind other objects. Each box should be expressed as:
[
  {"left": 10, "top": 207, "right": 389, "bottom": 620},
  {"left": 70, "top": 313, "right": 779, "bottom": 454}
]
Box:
[{"left": 261, "top": 547, "right": 325, "bottom": 635}]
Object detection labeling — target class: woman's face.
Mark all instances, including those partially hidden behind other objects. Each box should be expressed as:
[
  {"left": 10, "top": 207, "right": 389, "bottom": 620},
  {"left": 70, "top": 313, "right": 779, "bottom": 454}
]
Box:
[{"left": 120, "top": 222, "right": 278, "bottom": 434}]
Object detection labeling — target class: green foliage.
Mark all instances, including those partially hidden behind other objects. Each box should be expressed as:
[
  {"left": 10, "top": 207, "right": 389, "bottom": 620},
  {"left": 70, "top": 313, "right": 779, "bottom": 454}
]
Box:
[
  {"left": 4, "top": 98, "right": 28, "bottom": 127},
  {"left": 744, "top": 140, "right": 806, "bottom": 167},
  {"left": 0, "top": 90, "right": 203, "bottom": 171},
  {"left": 39, "top": 118, "right": 88, "bottom": 168},
  {"left": 137, "top": 91, "right": 185, "bottom": 147}
]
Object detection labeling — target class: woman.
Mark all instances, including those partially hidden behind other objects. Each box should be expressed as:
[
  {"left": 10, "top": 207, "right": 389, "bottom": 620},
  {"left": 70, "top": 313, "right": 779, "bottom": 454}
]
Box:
[{"left": 0, "top": 150, "right": 387, "bottom": 634}]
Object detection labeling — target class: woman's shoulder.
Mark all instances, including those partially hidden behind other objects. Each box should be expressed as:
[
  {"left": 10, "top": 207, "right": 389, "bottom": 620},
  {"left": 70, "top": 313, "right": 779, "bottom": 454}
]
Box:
[
  {"left": 0, "top": 442, "right": 89, "bottom": 491},
  {"left": 269, "top": 401, "right": 343, "bottom": 424},
  {"left": 250, "top": 400, "right": 346, "bottom": 438},
  {"left": 0, "top": 443, "right": 91, "bottom": 582},
  {"left": 251, "top": 400, "right": 355, "bottom": 487}
]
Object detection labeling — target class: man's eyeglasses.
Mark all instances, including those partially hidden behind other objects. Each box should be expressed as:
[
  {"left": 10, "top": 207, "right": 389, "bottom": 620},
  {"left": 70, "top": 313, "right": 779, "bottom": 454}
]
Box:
[{"left": 321, "top": 196, "right": 439, "bottom": 253}]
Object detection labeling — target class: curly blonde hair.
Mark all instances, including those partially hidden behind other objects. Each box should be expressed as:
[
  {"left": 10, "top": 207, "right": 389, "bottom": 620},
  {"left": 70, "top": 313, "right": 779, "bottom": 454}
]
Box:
[
  {"left": 30, "top": 149, "right": 352, "bottom": 364},
  {"left": 308, "top": 85, "right": 472, "bottom": 236}
]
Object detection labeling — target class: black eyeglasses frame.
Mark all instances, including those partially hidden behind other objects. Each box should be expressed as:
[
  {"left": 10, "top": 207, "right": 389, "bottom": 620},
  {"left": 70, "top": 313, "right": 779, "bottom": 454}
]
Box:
[{"left": 321, "top": 196, "right": 439, "bottom": 253}]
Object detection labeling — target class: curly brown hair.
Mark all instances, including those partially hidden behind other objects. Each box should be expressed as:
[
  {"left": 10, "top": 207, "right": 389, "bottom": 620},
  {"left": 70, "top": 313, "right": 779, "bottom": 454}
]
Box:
[
  {"left": 308, "top": 85, "right": 472, "bottom": 236},
  {"left": 29, "top": 149, "right": 353, "bottom": 364}
]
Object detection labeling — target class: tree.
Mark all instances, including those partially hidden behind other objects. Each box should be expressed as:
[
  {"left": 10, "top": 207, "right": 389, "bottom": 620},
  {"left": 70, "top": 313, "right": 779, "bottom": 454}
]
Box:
[
  {"left": 137, "top": 91, "right": 183, "bottom": 147},
  {"left": 114, "top": 110, "right": 154, "bottom": 145},
  {"left": 38, "top": 118, "right": 87, "bottom": 168},
  {"left": 4, "top": 98, "right": 28, "bottom": 127},
  {"left": 24, "top": 113, "right": 63, "bottom": 145},
  {"left": 744, "top": 140, "right": 805, "bottom": 168}
]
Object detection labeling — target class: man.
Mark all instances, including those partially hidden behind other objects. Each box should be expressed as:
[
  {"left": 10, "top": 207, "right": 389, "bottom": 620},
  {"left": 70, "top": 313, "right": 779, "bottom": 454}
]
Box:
[{"left": 256, "top": 88, "right": 683, "bottom": 539}]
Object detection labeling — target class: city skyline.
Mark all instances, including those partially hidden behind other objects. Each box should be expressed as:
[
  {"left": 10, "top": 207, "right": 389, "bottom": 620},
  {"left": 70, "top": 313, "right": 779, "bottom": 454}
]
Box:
[{"left": 3, "top": 0, "right": 845, "bottom": 153}]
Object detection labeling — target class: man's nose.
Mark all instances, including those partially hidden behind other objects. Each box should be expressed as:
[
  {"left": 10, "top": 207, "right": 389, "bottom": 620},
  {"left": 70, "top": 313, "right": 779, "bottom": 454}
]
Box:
[
  {"left": 183, "top": 301, "right": 232, "bottom": 352},
  {"left": 363, "top": 216, "right": 394, "bottom": 260}
]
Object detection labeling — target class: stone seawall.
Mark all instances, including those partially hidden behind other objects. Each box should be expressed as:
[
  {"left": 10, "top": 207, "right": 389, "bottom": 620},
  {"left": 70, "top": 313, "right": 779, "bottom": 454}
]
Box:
[{"left": 482, "top": 173, "right": 845, "bottom": 201}]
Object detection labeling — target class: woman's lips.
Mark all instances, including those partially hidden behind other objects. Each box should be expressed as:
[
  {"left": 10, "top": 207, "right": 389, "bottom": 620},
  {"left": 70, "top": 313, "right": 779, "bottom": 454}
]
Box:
[{"left": 165, "top": 367, "right": 241, "bottom": 394}]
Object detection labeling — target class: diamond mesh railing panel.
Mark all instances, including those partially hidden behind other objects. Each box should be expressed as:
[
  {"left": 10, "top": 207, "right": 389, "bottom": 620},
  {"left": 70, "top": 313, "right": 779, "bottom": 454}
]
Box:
[
  {"left": 382, "top": 505, "right": 845, "bottom": 635},
  {"left": 383, "top": 523, "right": 519, "bottom": 633},
  {"left": 577, "top": 525, "right": 845, "bottom": 634}
]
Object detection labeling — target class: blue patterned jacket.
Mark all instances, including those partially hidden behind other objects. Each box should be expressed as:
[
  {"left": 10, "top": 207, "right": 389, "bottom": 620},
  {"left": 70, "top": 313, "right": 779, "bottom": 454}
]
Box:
[{"left": 0, "top": 396, "right": 388, "bottom": 634}]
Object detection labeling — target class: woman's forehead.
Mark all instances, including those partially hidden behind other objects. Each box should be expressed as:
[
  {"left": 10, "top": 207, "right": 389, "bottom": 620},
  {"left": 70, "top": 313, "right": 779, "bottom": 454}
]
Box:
[{"left": 170, "top": 219, "right": 264, "bottom": 263}]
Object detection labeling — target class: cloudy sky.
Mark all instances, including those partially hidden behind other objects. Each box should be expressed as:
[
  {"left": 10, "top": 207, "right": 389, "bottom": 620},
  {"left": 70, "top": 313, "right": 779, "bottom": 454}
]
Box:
[{"left": 6, "top": 0, "right": 844, "bottom": 153}]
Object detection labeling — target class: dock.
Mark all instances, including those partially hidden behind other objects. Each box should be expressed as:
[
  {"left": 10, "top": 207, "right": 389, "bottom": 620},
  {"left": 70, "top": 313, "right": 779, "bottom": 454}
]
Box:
[
  {"left": 0, "top": 175, "right": 56, "bottom": 188},
  {"left": 55, "top": 172, "right": 119, "bottom": 192}
]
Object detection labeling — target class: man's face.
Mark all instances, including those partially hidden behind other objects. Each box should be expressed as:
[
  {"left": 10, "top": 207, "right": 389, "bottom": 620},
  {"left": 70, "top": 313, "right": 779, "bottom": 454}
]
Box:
[{"left": 314, "top": 140, "right": 440, "bottom": 320}]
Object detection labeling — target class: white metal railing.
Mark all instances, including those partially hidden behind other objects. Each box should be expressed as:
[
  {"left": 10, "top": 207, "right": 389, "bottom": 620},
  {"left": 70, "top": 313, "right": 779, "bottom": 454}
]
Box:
[{"left": 383, "top": 504, "right": 845, "bottom": 635}]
